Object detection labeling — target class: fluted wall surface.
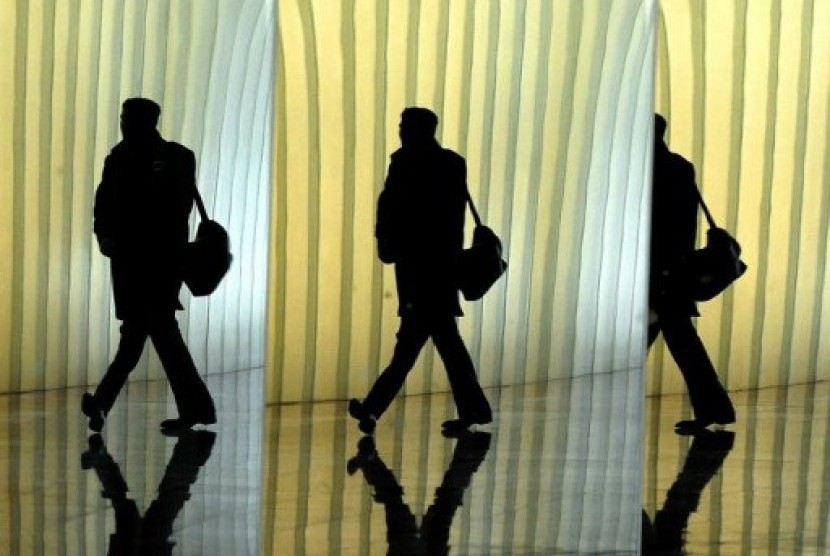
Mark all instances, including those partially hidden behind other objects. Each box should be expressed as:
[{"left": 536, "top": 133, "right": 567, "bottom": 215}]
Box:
[
  {"left": 651, "top": 0, "right": 830, "bottom": 394},
  {"left": 0, "top": 0, "right": 274, "bottom": 393},
  {"left": 267, "top": 0, "right": 656, "bottom": 403}
]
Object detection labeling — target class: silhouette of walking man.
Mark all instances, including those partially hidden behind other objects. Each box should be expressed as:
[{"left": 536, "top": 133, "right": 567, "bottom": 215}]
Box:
[
  {"left": 649, "top": 114, "right": 735, "bottom": 435},
  {"left": 82, "top": 98, "right": 216, "bottom": 434},
  {"left": 349, "top": 107, "right": 492, "bottom": 436}
]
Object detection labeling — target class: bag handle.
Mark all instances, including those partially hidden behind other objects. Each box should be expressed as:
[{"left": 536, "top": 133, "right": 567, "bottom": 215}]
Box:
[
  {"left": 693, "top": 185, "right": 718, "bottom": 230},
  {"left": 464, "top": 189, "right": 483, "bottom": 228},
  {"left": 193, "top": 183, "right": 209, "bottom": 223}
]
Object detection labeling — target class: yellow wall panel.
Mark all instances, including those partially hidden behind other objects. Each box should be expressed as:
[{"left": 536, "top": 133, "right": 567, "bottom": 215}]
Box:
[
  {"left": 652, "top": 0, "right": 830, "bottom": 394},
  {"left": 268, "top": 0, "right": 656, "bottom": 403}
]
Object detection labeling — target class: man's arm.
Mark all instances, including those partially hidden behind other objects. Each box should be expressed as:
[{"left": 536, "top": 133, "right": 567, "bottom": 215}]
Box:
[
  {"left": 93, "top": 155, "right": 117, "bottom": 257},
  {"left": 375, "top": 158, "right": 402, "bottom": 264},
  {"left": 375, "top": 189, "right": 399, "bottom": 264}
]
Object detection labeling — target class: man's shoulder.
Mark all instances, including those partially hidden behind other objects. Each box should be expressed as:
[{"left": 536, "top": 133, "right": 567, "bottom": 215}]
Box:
[
  {"left": 161, "top": 141, "right": 194, "bottom": 159},
  {"left": 667, "top": 151, "right": 693, "bottom": 173},
  {"left": 390, "top": 146, "right": 464, "bottom": 161},
  {"left": 108, "top": 141, "right": 127, "bottom": 158},
  {"left": 441, "top": 148, "right": 464, "bottom": 165},
  {"left": 656, "top": 150, "right": 694, "bottom": 181},
  {"left": 108, "top": 140, "right": 193, "bottom": 158}
]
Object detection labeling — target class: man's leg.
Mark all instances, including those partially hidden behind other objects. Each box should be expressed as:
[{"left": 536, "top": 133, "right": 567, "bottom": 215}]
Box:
[
  {"left": 93, "top": 320, "right": 149, "bottom": 414},
  {"left": 149, "top": 315, "right": 216, "bottom": 425},
  {"left": 431, "top": 316, "right": 492, "bottom": 425},
  {"left": 659, "top": 312, "right": 735, "bottom": 426},
  {"left": 361, "top": 314, "right": 430, "bottom": 420}
]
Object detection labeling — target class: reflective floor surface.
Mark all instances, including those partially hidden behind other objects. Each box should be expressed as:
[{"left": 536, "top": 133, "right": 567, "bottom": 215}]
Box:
[
  {"left": 643, "top": 381, "right": 830, "bottom": 555},
  {"left": 0, "top": 370, "right": 264, "bottom": 556},
  {"left": 263, "top": 370, "right": 642, "bottom": 555},
  {"left": 0, "top": 368, "right": 642, "bottom": 555},
  {"left": 1, "top": 369, "right": 827, "bottom": 555}
]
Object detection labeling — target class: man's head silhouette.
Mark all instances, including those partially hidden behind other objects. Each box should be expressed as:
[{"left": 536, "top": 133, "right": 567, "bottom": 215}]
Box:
[
  {"left": 399, "top": 107, "right": 438, "bottom": 148},
  {"left": 120, "top": 98, "right": 161, "bottom": 145}
]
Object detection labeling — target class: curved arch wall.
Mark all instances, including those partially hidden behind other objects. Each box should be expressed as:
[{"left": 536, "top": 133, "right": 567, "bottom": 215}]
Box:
[
  {"left": 651, "top": 0, "right": 830, "bottom": 395},
  {"left": 0, "top": 0, "right": 275, "bottom": 393},
  {"left": 266, "top": 0, "right": 657, "bottom": 403},
  {"left": 0, "top": 0, "right": 660, "bottom": 403}
]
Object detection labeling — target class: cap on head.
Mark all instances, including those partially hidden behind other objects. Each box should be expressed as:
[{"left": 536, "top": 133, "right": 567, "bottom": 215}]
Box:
[
  {"left": 121, "top": 97, "right": 161, "bottom": 128},
  {"left": 400, "top": 107, "right": 438, "bottom": 146}
]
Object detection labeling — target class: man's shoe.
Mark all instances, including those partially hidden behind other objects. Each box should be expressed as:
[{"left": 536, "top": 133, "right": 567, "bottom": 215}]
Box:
[
  {"left": 441, "top": 419, "right": 471, "bottom": 437},
  {"left": 674, "top": 412, "right": 735, "bottom": 435},
  {"left": 160, "top": 414, "right": 216, "bottom": 434},
  {"left": 160, "top": 418, "right": 196, "bottom": 433},
  {"left": 348, "top": 399, "right": 377, "bottom": 435},
  {"left": 81, "top": 393, "right": 105, "bottom": 433},
  {"left": 441, "top": 416, "right": 492, "bottom": 438}
]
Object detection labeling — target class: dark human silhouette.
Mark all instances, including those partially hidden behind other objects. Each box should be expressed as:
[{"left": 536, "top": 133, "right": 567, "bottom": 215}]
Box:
[
  {"left": 649, "top": 114, "right": 735, "bottom": 435},
  {"left": 642, "top": 430, "right": 735, "bottom": 554},
  {"left": 347, "top": 432, "right": 492, "bottom": 555},
  {"left": 81, "top": 430, "right": 217, "bottom": 555},
  {"left": 81, "top": 98, "right": 216, "bottom": 434},
  {"left": 348, "top": 107, "right": 492, "bottom": 436}
]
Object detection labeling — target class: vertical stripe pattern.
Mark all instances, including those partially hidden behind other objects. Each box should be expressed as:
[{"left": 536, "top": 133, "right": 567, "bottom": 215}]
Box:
[
  {"left": 0, "top": 0, "right": 274, "bottom": 392},
  {"left": 652, "top": 0, "right": 830, "bottom": 394},
  {"left": 0, "top": 371, "right": 263, "bottom": 555},
  {"left": 268, "top": 0, "right": 657, "bottom": 404},
  {"left": 643, "top": 383, "right": 830, "bottom": 554},
  {"left": 263, "top": 370, "right": 642, "bottom": 555}
]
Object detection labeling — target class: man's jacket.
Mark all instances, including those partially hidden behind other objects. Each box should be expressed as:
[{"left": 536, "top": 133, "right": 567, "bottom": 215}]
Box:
[
  {"left": 375, "top": 142, "right": 467, "bottom": 316},
  {"left": 94, "top": 136, "right": 195, "bottom": 320}
]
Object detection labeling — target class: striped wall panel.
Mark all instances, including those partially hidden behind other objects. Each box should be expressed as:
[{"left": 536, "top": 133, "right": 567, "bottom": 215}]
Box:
[
  {"left": 0, "top": 0, "right": 274, "bottom": 393},
  {"left": 651, "top": 0, "right": 830, "bottom": 394},
  {"left": 267, "top": 0, "right": 656, "bottom": 404}
]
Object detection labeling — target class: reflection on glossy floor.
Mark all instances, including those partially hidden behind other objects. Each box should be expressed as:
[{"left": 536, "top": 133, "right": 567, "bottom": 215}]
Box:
[
  {"left": 0, "top": 369, "right": 641, "bottom": 555},
  {"left": 7, "top": 371, "right": 825, "bottom": 555},
  {"left": 0, "top": 369, "right": 263, "bottom": 556},
  {"left": 643, "top": 382, "right": 830, "bottom": 556},
  {"left": 263, "top": 370, "right": 642, "bottom": 556}
]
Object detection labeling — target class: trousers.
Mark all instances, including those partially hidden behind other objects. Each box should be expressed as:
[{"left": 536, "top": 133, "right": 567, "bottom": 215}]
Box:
[
  {"left": 362, "top": 312, "right": 491, "bottom": 422},
  {"left": 93, "top": 315, "right": 215, "bottom": 421},
  {"left": 648, "top": 310, "right": 734, "bottom": 421}
]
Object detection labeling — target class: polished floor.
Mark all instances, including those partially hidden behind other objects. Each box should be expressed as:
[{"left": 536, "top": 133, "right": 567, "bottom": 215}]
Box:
[
  {"left": 0, "top": 370, "right": 264, "bottom": 556},
  {"left": 0, "top": 370, "right": 827, "bottom": 555},
  {"left": 643, "top": 381, "right": 830, "bottom": 555},
  {"left": 263, "top": 369, "right": 642, "bottom": 556}
]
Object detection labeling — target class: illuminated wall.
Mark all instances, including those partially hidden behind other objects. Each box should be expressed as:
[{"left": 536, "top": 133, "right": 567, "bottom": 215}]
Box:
[
  {"left": 267, "top": 0, "right": 657, "bottom": 404},
  {"left": 651, "top": 0, "right": 830, "bottom": 395},
  {"left": 0, "top": 0, "right": 274, "bottom": 393}
]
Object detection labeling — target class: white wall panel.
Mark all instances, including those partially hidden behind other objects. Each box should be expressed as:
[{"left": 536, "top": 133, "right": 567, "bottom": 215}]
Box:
[{"left": 0, "top": 0, "right": 274, "bottom": 392}]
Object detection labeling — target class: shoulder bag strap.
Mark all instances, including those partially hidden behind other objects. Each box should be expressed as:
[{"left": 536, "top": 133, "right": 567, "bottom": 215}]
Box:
[
  {"left": 693, "top": 184, "right": 718, "bottom": 230},
  {"left": 465, "top": 189, "right": 483, "bottom": 228},
  {"left": 193, "top": 183, "right": 209, "bottom": 222}
]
